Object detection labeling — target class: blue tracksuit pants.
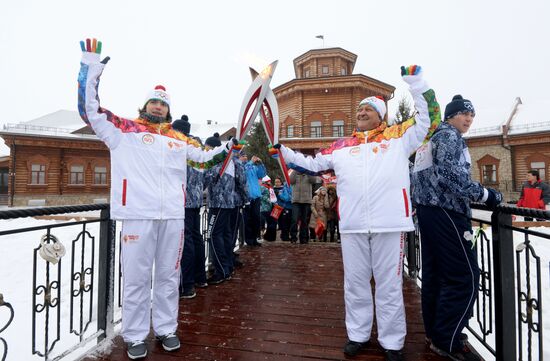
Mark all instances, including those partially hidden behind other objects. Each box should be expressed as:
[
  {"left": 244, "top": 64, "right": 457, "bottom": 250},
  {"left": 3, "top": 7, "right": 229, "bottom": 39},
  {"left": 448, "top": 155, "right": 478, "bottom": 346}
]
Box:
[{"left": 416, "top": 205, "right": 480, "bottom": 353}]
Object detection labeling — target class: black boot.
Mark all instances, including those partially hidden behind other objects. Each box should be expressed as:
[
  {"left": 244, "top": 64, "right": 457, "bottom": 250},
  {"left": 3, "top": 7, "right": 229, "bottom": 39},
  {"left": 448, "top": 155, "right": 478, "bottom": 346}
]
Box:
[{"left": 343, "top": 340, "right": 369, "bottom": 357}]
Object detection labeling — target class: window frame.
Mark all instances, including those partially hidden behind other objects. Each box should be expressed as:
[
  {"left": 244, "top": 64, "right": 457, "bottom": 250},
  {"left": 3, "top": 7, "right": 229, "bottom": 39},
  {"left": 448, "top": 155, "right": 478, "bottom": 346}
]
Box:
[
  {"left": 332, "top": 120, "right": 345, "bottom": 137},
  {"left": 477, "top": 154, "right": 500, "bottom": 186},
  {"left": 30, "top": 163, "right": 46, "bottom": 185},
  {"left": 26, "top": 154, "right": 50, "bottom": 186},
  {"left": 93, "top": 165, "right": 108, "bottom": 185},
  {"left": 69, "top": 164, "right": 85, "bottom": 185},
  {"left": 310, "top": 121, "right": 322, "bottom": 138},
  {"left": 530, "top": 161, "right": 547, "bottom": 181},
  {"left": 286, "top": 125, "right": 294, "bottom": 138},
  {"left": 482, "top": 164, "right": 497, "bottom": 185}
]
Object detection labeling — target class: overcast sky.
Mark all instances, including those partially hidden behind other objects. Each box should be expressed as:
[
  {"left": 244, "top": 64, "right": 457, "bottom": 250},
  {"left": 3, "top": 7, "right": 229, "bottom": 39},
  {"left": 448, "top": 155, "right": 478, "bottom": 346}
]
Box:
[{"left": 1, "top": 0, "right": 548, "bottom": 131}]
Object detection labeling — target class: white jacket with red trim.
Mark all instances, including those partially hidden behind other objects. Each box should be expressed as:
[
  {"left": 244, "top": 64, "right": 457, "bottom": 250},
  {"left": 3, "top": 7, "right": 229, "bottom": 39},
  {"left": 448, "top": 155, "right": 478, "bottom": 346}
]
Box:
[
  {"left": 78, "top": 53, "right": 228, "bottom": 220},
  {"left": 280, "top": 84, "right": 440, "bottom": 234}
]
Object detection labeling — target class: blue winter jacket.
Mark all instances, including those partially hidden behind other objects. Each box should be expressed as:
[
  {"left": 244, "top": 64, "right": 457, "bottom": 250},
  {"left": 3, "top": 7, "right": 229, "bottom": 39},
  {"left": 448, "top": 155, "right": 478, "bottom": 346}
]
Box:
[
  {"left": 275, "top": 185, "right": 292, "bottom": 210},
  {"left": 244, "top": 161, "right": 266, "bottom": 200},
  {"left": 232, "top": 158, "right": 249, "bottom": 207},
  {"left": 185, "top": 164, "right": 204, "bottom": 209},
  {"left": 205, "top": 161, "right": 235, "bottom": 209},
  {"left": 412, "top": 122, "right": 485, "bottom": 217}
]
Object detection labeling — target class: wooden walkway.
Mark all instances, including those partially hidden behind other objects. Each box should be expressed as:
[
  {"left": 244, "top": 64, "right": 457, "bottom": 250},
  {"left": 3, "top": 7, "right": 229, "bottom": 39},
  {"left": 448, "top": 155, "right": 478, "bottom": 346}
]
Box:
[{"left": 84, "top": 242, "right": 452, "bottom": 361}]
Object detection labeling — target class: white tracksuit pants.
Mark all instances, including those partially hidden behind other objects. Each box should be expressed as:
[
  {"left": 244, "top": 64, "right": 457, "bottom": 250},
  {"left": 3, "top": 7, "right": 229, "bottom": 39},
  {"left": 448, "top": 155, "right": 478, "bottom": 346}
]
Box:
[
  {"left": 120, "top": 219, "right": 185, "bottom": 342},
  {"left": 341, "top": 232, "right": 406, "bottom": 350}
]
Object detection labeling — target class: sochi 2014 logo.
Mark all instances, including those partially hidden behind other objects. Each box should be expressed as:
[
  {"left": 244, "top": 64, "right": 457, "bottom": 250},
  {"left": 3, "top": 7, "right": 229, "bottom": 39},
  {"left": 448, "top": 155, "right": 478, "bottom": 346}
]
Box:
[
  {"left": 349, "top": 146, "right": 360, "bottom": 156},
  {"left": 142, "top": 134, "right": 155, "bottom": 145}
]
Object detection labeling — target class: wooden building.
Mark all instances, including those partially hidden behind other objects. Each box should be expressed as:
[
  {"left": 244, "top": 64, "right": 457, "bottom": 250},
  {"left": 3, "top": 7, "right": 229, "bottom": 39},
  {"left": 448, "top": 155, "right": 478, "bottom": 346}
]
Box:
[
  {"left": 0, "top": 112, "right": 111, "bottom": 207},
  {"left": 274, "top": 47, "right": 395, "bottom": 154},
  {"left": 466, "top": 97, "right": 550, "bottom": 201}
]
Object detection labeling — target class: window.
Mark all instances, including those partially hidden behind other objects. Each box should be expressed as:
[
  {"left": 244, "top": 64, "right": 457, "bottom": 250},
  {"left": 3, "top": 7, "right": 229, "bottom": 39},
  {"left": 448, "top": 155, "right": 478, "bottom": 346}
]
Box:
[
  {"left": 31, "top": 164, "right": 46, "bottom": 185},
  {"left": 321, "top": 65, "right": 329, "bottom": 75},
  {"left": 332, "top": 120, "right": 344, "bottom": 137},
  {"left": 70, "top": 165, "right": 85, "bottom": 185},
  {"left": 530, "top": 161, "right": 546, "bottom": 181},
  {"left": 287, "top": 125, "right": 294, "bottom": 138},
  {"left": 482, "top": 164, "right": 497, "bottom": 184},
  {"left": 341, "top": 67, "right": 347, "bottom": 75},
  {"left": 304, "top": 68, "right": 310, "bottom": 78},
  {"left": 94, "top": 166, "right": 107, "bottom": 185},
  {"left": 0, "top": 172, "right": 8, "bottom": 188},
  {"left": 310, "top": 121, "right": 322, "bottom": 138}
]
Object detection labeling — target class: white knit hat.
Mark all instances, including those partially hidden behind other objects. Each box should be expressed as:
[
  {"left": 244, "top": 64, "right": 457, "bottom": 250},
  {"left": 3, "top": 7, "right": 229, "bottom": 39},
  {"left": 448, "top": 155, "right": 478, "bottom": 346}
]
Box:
[
  {"left": 359, "top": 96, "right": 386, "bottom": 119},
  {"left": 145, "top": 85, "right": 171, "bottom": 107}
]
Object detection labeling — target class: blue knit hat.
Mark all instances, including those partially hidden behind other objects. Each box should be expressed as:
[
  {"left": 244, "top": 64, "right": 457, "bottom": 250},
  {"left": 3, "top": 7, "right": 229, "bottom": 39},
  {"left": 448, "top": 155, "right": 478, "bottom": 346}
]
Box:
[{"left": 444, "top": 95, "right": 475, "bottom": 120}]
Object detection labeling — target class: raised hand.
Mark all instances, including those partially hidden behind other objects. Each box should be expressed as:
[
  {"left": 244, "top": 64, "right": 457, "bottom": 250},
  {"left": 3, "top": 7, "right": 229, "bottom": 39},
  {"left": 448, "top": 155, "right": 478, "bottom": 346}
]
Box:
[
  {"left": 401, "top": 65, "right": 422, "bottom": 77},
  {"left": 228, "top": 138, "right": 246, "bottom": 151},
  {"left": 80, "top": 38, "right": 110, "bottom": 64},
  {"left": 400, "top": 65, "right": 427, "bottom": 91},
  {"left": 268, "top": 143, "right": 281, "bottom": 158}
]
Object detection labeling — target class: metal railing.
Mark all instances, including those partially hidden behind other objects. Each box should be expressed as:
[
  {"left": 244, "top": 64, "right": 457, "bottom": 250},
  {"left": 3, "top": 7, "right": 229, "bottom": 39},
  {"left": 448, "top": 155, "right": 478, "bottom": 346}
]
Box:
[
  {"left": 1, "top": 124, "right": 97, "bottom": 138},
  {"left": 0, "top": 204, "right": 221, "bottom": 361},
  {"left": 404, "top": 204, "right": 549, "bottom": 361},
  {"left": 0, "top": 204, "right": 117, "bottom": 361},
  {"left": 1, "top": 202, "right": 547, "bottom": 360}
]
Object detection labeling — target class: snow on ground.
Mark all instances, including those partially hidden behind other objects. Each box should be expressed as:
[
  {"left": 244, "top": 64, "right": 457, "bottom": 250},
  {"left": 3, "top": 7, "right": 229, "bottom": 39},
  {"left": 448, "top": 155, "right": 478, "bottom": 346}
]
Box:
[
  {"left": 0, "top": 214, "right": 122, "bottom": 361},
  {"left": 465, "top": 209, "right": 550, "bottom": 361},
  {"left": 0, "top": 210, "right": 548, "bottom": 360}
]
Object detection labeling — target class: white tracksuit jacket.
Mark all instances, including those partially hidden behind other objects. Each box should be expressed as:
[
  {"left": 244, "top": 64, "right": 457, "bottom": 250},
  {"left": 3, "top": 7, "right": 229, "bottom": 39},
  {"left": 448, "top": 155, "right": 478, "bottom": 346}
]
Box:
[
  {"left": 77, "top": 52, "right": 228, "bottom": 220},
  {"left": 281, "top": 83, "right": 440, "bottom": 234}
]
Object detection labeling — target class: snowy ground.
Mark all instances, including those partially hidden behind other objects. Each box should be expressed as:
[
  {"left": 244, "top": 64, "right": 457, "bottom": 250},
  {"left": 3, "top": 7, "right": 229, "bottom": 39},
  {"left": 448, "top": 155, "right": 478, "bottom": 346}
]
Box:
[
  {"left": 459, "top": 209, "right": 549, "bottom": 361},
  {"left": 0, "top": 213, "right": 122, "bottom": 361},
  {"left": 0, "top": 210, "right": 548, "bottom": 360}
]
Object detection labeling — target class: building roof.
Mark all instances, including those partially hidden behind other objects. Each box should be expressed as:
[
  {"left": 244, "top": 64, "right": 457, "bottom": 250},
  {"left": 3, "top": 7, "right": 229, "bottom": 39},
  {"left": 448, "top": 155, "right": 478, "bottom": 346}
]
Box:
[
  {"left": 507, "top": 99, "right": 550, "bottom": 136},
  {"left": 22, "top": 109, "right": 84, "bottom": 130},
  {"left": 465, "top": 98, "right": 550, "bottom": 138}
]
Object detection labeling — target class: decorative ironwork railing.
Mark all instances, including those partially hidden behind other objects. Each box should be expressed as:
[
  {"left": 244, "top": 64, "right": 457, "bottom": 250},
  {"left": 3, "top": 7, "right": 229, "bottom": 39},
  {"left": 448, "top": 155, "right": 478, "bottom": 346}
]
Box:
[
  {"left": 403, "top": 203, "right": 549, "bottom": 361},
  {"left": 0, "top": 204, "right": 219, "bottom": 361},
  {"left": 0, "top": 202, "right": 547, "bottom": 360}
]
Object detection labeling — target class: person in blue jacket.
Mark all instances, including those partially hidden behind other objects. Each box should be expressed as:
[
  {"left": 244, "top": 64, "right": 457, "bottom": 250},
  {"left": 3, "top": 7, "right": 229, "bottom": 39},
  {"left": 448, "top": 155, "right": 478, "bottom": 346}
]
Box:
[
  {"left": 412, "top": 95, "right": 502, "bottom": 361},
  {"left": 274, "top": 177, "right": 293, "bottom": 241},
  {"left": 204, "top": 133, "right": 235, "bottom": 284},
  {"left": 172, "top": 116, "right": 208, "bottom": 299},
  {"left": 228, "top": 146, "right": 249, "bottom": 270},
  {"left": 242, "top": 154, "right": 267, "bottom": 246}
]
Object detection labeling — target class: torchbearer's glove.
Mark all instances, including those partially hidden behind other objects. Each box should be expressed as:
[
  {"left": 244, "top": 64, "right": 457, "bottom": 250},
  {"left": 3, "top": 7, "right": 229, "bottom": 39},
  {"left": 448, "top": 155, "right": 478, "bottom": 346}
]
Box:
[
  {"left": 80, "top": 38, "right": 110, "bottom": 65},
  {"left": 401, "top": 65, "right": 429, "bottom": 93}
]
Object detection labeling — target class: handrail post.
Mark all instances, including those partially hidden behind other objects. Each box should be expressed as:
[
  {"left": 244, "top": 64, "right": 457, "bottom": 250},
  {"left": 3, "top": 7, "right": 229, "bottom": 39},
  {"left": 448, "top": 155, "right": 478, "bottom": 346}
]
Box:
[
  {"left": 491, "top": 209, "right": 516, "bottom": 361},
  {"left": 97, "top": 207, "right": 115, "bottom": 341}
]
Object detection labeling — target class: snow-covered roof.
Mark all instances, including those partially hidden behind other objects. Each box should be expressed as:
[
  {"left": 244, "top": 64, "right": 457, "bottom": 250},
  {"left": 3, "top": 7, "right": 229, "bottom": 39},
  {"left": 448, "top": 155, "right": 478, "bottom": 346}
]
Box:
[
  {"left": 507, "top": 99, "right": 550, "bottom": 135},
  {"left": 465, "top": 98, "right": 550, "bottom": 138},
  {"left": 23, "top": 109, "right": 84, "bottom": 131},
  {"left": 186, "top": 121, "right": 236, "bottom": 142}
]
